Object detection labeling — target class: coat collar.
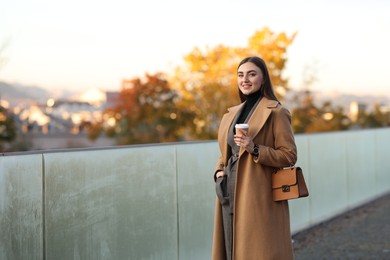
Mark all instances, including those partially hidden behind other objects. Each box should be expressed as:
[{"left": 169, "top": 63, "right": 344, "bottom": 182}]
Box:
[
  {"left": 222, "top": 97, "right": 280, "bottom": 156},
  {"left": 247, "top": 97, "right": 279, "bottom": 140}
]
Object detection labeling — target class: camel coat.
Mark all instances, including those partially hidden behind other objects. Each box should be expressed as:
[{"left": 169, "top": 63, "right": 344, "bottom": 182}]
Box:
[{"left": 212, "top": 97, "right": 297, "bottom": 260}]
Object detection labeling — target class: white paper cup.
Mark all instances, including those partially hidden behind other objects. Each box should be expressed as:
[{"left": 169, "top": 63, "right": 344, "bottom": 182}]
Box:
[{"left": 235, "top": 124, "right": 249, "bottom": 146}]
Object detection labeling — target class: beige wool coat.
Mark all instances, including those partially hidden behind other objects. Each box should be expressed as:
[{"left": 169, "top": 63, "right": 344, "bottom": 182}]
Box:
[{"left": 212, "top": 97, "right": 297, "bottom": 260}]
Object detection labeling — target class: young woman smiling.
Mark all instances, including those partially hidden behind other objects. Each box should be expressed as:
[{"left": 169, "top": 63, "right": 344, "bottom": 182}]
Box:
[{"left": 212, "top": 56, "right": 297, "bottom": 260}]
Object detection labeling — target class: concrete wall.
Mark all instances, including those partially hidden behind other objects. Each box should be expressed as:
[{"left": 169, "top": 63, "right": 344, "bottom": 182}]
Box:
[{"left": 1, "top": 129, "right": 389, "bottom": 260}]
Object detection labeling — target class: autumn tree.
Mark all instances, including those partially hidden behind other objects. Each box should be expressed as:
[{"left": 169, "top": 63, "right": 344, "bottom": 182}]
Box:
[
  {"left": 357, "top": 104, "right": 388, "bottom": 128},
  {"left": 291, "top": 90, "right": 318, "bottom": 133},
  {"left": 305, "top": 101, "right": 351, "bottom": 133},
  {"left": 101, "top": 73, "right": 180, "bottom": 145},
  {"left": 0, "top": 41, "right": 17, "bottom": 151},
  {"left": 291, "top": 91, "right": 351, "bottom": 133},
  {"left": 289, "top": 61, "right": 351, "bottom": 133},
  {"left": 0, "top": 104, "right": 17, "bottom": 151},
  {"left": 170, "top": 27, "right": 296, "bottom": 139},
  {"left": 371, "top": 104, "right": 390, "bottom": 126},
  {"left": 244, "top": 27, "right": 297, "bottom": 97}
]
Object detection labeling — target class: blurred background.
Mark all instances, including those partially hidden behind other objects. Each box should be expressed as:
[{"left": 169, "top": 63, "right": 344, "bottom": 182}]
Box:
[{"left": 1, "top": 0, "right": 390, "bottom": 152}]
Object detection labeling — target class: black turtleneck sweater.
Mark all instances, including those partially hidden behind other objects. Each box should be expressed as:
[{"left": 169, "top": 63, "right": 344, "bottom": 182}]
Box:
[{"left": 237, "top": 90, "right": 262, "bottom": 124}]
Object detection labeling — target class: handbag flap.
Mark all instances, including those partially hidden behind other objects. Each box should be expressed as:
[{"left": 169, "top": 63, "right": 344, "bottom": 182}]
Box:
[{"left": 272, "top": 167, "right": 298, "bottom": 189}]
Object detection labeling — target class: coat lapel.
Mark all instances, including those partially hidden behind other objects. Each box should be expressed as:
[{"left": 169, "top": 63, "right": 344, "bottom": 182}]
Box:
[
  {"left": 247, "top": 98, "right": 279, "bottom": 137},
  {"left": 219, "top": 103, "right": 244, "bottom": 162},
  {"left": 221, "top": 98, "right": 279, "bottom": 158},
  {"left": 240, "top": 98, "right": 279, "bottom": 155}
]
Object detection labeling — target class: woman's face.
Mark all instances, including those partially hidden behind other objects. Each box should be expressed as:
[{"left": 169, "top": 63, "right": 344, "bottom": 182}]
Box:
[{"left": 237, "top": 62, "right": 264, "bottom": 96}]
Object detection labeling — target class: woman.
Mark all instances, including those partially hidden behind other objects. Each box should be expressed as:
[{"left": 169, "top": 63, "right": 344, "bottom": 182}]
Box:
[{"left": 212, "top": 56, "right": 297, "bottom": 260}]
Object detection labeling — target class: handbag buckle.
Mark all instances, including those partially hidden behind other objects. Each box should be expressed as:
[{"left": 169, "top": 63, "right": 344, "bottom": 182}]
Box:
[
  {"left": 282, "top": 185, "right": 290, "bottom": 192},
  {"left": 289, "top": 162, "right": 295, "bottom": 170}
]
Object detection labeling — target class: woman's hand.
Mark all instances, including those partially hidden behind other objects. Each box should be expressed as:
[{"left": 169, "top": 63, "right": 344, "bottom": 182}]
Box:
[
  {"left": 216, "top": 171, "right": 225, "bottom": 178},
  {"left": 234, "top": 133, "right": 255, "bottom": 154}
]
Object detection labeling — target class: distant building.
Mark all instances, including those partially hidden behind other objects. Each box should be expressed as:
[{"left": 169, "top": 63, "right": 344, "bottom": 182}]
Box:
[
  {"left": 349, "top": 101, "right": 367, "bottom": 123},
  {"left": 79, "top": 88, "right": 107, "bottom": 106},
  {"left": 46, "top": 100, "right": 102, "bottom": 134},
  {"left": 104, "top": 91, "right": 120, "bottom": 109}
]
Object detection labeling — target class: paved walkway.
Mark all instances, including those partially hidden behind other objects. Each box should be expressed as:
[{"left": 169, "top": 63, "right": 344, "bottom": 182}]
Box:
[{"left": 292, "top": 192, "right": 390, "bottom": 260}]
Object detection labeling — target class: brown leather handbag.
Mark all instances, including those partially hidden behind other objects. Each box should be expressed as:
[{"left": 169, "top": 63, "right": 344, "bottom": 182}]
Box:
[{"left": 271, "top": 166, "right": 309, "bottom": 201}]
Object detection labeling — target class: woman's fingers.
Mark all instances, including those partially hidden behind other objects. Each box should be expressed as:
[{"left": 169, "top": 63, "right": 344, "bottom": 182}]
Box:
[{"left": 234, "top": 135, "right": 251, "bottom": 147}]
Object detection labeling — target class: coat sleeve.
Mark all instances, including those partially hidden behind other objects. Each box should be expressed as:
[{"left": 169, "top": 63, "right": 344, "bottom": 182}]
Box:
[
  {"left": 213, "top": 155, "right": 225, "bottom": 182},
  {"left": 254, "top": 106, "right": 297, "bottom": 167}
]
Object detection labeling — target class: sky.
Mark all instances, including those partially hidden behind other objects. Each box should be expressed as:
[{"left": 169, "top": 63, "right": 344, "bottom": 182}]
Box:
[{"left": 1, "top": 0, "right": 390, "bottom": 97}]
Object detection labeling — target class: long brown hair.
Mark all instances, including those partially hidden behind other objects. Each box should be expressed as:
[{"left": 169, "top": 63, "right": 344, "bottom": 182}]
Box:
[{"left": 237, "top": 56, "right": 279, "bottom": 103}]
